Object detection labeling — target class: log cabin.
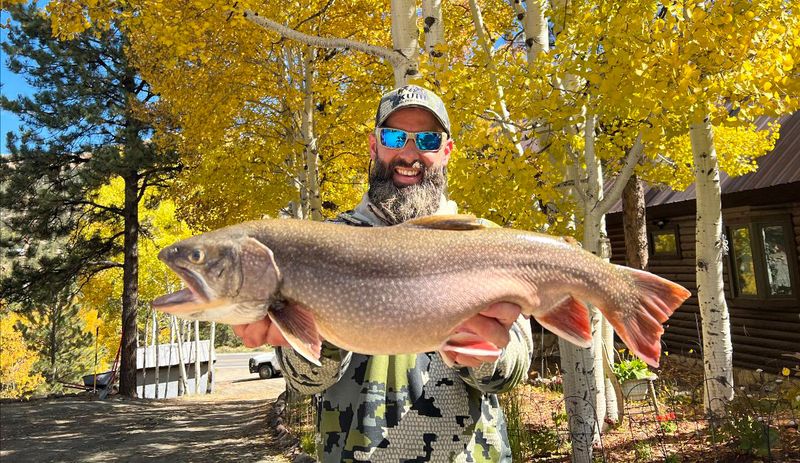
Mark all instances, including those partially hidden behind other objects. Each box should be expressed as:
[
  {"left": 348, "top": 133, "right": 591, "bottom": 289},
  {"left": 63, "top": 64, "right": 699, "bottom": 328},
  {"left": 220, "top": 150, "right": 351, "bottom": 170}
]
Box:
[{"left": 605, "top": 112, "right": 800, "bottom": 375}]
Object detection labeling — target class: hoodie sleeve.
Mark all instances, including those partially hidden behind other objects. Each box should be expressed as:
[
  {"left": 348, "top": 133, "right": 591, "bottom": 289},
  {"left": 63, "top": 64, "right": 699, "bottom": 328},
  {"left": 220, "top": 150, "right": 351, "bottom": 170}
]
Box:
[
  {"left": 455, "top": 315, "right": 533, "bottom": 394},
  {"left": 275, "top": 342, "right": 353, "bottom": 395}
]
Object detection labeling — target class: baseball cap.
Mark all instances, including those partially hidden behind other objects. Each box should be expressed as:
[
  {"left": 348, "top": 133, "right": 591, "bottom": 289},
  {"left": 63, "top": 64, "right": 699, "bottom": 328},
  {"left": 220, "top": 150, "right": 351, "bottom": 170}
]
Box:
[{"left": 375, "top": 85, "right": 451, "bottom": 136}]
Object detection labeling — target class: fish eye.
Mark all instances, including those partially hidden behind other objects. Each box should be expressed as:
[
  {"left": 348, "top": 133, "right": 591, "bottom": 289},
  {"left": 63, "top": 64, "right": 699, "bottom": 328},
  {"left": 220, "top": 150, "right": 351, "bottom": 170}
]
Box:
[{"left": 188, "top": 249, "right": 205, "bottom": 264}]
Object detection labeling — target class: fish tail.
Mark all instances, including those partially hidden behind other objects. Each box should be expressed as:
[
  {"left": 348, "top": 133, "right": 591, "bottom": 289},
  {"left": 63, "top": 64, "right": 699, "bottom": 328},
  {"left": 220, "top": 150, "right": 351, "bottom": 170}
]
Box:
[{"left": 604, "top": 267, "right": 691, "bottom": 367}]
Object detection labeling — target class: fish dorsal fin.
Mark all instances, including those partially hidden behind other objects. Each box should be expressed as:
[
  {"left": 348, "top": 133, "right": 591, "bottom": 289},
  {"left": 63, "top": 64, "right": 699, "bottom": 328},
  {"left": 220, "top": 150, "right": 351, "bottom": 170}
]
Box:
[{"left": 399, "top": 214, "right": 499, "bottom": 230}]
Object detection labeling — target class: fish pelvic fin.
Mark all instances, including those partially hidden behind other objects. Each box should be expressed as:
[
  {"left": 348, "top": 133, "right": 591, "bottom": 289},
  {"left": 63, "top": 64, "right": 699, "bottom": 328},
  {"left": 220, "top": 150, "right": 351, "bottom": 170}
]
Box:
[
  {"left": 535, "top": 296, "right": 593, "bottom": 348},
  {"left": 399, "top": 214, "right": 499, "bottom": 230},
  {"left": 440, "top": 332, "right": 503, "bottom": 358},
  {"left": 267, "top": 299, "right": 322, "bottom": 366},
  {"left": 606, "top": 267, "right": 692, "bottom": 368}
]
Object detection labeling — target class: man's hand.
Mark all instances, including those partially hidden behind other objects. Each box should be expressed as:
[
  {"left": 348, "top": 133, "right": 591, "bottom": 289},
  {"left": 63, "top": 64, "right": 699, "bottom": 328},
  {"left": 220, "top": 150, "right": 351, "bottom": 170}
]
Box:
[
  {"left": 440, "top": 302, "right": 523, "bottom": 368},
  {"left": 232, "top": 318, "right": 291, "bottom": 348}
]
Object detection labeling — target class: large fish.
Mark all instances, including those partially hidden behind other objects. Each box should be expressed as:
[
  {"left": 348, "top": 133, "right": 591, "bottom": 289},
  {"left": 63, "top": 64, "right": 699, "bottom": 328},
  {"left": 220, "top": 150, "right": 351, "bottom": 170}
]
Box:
[{"left": 152, "top": 215, "right": 690, "bottom": 367}]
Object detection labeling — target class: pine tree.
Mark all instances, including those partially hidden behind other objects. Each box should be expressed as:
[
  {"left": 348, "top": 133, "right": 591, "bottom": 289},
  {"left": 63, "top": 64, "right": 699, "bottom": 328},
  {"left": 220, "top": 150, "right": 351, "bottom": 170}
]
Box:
[{"left": 0, "top": 3, "right": 179, "bottom": 398}]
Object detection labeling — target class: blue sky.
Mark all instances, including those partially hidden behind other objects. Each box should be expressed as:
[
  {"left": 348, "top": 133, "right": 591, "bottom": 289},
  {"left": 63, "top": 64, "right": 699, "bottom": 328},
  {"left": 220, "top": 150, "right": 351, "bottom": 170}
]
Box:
[{"left": 1, "top": 8, "right": 32, "bottom": 153}]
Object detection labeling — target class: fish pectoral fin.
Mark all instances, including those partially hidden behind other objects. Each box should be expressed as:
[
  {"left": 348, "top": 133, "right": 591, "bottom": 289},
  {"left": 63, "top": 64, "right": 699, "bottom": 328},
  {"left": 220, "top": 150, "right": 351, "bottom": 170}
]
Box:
[
  {"left": 399, "top": 214, "right": 499, "bottom": 230},
  {"left": 267, "top": 301, "right": 322, "bottom": 366},
  {"left": 535, "top": 296, "right": 593, "bottom": 348},
  {"left": 440, "top": 332, "right": 503, "bottom": 358}
]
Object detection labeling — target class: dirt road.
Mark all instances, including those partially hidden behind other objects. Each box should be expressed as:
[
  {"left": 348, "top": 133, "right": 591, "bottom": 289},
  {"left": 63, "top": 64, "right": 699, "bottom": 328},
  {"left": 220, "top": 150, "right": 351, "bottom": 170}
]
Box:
[{"left": 0, "top": 356, "right": 291, "bottom": 463}]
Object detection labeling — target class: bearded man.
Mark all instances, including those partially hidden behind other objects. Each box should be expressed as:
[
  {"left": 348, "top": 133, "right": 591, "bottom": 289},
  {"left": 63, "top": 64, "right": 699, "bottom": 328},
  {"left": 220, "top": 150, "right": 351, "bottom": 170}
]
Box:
[{"left": 234, "top": 85, "right": 533, "bottom": 462}]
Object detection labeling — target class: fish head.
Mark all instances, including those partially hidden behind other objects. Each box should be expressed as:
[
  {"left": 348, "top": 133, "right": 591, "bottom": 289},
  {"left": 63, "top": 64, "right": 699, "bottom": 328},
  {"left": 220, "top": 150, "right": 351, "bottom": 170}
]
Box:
[{"left": 152, "top": 232, "right": 281, "bottom": 324}]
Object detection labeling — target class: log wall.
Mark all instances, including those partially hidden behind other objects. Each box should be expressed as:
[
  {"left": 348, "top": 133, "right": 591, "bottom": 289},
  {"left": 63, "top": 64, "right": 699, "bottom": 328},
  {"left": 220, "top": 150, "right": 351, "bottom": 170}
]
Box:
[{"left": 607, "top": 200, "right": 800, "bottom": 374}]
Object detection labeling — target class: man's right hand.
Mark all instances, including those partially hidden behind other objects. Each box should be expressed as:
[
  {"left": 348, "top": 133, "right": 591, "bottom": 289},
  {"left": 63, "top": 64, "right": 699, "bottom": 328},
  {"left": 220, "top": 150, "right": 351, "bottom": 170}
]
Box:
[{"left": 232, "top": 318, "right": 291, "bottom": 348}]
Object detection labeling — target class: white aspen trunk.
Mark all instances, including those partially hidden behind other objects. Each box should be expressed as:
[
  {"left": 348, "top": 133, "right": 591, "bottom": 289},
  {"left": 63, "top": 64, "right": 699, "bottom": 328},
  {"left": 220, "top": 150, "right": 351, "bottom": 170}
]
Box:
[
  {"left": 511, "top": 0, "right": 549, "bottom": 63},
  {"left": 690, "top": 118, "right": 734, "bottom": 416},
  {"left": 468, "top": 0, "right": 524, "bottom": 157},
  {"left": 391, "top": 0, "right": 418, "bottom": 86},
  {"left": 524, "top": 0, "right": 549, "bottom": 61},
  {"left": 559, "top": 113, "right": 604, "bottom": 462},
  {"left": 172, "top": 316, "right": 188, "bottom": 396},
  {"left": 153, "top": 309, "right": 159, "bottom": 399},
  {"left": 422, "top": 0, "right": 444, "bottom": 57},
  {"left": 166, "top": 316, "right": 174, "bottom": 398},
  {"left": 141, "top": 309, "right": 149, "bottom": 398},
  {"left": 207, "top": 322, "right": 216, "bottom": 394},
  {"left": 301, "top": 47, "right": 323, "bottom": 221},
  {"left": 194, "top": 320, "right": 201, "bottom": 394}
]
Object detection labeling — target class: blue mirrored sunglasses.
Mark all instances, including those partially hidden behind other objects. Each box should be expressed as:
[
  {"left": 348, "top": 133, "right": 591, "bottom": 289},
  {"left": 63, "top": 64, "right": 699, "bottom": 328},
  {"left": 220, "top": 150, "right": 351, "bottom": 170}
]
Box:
[{"left": 377, "top": 128, "right": 445, "bottom": 151}]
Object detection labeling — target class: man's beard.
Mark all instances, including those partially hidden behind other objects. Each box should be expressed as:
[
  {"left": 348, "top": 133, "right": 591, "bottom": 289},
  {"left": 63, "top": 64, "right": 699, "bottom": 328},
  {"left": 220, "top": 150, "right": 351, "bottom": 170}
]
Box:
[{"left": 367, "top": 158, "right": 447, "bottom": 225}]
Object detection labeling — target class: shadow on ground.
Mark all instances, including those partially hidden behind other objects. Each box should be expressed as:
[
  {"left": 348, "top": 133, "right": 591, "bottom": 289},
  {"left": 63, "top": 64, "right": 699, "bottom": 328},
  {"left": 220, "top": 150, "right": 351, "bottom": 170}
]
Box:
[{"left": 0, "top": 395, "right": 289, "bottom": 463}]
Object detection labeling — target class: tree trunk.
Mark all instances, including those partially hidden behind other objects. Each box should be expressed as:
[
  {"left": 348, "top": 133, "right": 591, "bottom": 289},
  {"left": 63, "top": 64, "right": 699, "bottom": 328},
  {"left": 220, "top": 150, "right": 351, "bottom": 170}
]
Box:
[
  {"left": 173, "top": 316, "right": 188, "bottom": 396},
  {"left": 49, "top": 305, "right": 58, "bottom": 383},
  {"left": 142, "top": 309, "right": 149, "bottom": 397},
  {"left": 207, "top": 322, "right": 216, "bottom": 394},
  {"left": 391, "top": 0, "right": 418, "bottom": 86},
  {"left": 422, "top": 0, "right": 443, "bottom": 57},
  {"left": 468, "top": 0, "right": 524, "bottom": 157},
  {"left": 301, "top": 47, "right": 323, "bottom": 221},
  {"left": 511, "top": 0, "right": 549, "bottom": 63},
  {"left": 194, "top": 320, "right": 201, "bottom": 394},
  {"left": 153, "top": 309, "right": 159, "bottom": 399},
  {"left": 690, "top": 118, "right": 734, "bottom": 416},
  {"left": 558, "top": 113, "right": 609, "bottom": 462},
  {"left": 622, "top": 174, "right": 648, "bottom": 270},
  {"left": 119, "top": 171, "right": 140, "bottom": 398}
]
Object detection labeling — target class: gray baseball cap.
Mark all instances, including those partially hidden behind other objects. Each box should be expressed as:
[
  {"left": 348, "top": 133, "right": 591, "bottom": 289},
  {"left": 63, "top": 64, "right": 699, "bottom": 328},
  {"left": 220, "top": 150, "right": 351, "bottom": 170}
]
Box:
[{"left": 375, "top": 85, "right": 451, "bottom": 136}]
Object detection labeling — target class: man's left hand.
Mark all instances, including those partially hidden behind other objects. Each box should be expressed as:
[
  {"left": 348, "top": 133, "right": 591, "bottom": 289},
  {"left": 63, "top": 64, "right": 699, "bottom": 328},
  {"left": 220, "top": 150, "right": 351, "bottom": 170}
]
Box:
[{"left": 439, "top": 301, "right": 523, "bottom": 368}]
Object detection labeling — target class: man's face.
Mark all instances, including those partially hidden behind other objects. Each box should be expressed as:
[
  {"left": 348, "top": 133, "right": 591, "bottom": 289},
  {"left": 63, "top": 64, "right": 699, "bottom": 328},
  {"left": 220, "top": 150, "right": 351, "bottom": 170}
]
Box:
[
  {"left": 368, "top": 107, "right": 454, "bottom": 186},
  {"left": 367, "top": 107, "right": 455, "bottom": 224}
]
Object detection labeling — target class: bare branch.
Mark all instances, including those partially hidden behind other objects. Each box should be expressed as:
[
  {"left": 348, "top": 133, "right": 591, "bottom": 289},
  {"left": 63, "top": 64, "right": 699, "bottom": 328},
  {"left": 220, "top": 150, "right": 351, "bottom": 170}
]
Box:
[
  {"left": 597, "top": 133, "right": 644, "bottom": 215},
  {"left": 243, "top": 10, "right": 407, "bottom": 69}
]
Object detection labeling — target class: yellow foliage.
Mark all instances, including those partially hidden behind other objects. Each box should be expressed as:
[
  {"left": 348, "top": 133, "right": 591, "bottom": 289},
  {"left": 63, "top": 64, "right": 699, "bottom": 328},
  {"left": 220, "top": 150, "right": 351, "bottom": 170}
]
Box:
[
  {"left": 76, "top": 180, "right": 194, "bottom": 363},
  {"left": 0, "top": 313, "right": 45, "bottom": 399},
  {"left": 44, "top": 0, "right": 800, "bottom": 234}
]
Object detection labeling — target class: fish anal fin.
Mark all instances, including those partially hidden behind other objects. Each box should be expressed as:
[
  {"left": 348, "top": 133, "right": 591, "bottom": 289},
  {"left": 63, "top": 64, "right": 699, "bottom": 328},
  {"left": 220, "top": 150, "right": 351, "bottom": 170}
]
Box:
[
  {"left": 535, "top": 296, "right": 593, "bottom": 348},
  {"left": 400, "top": 214, "right": 498, "bottom": 230},
  {"left": 603, "top": 267, "right": 691, "bottom": 368},
  {"left": 267, "top": 300, "right": 322, "bottom": 366}
]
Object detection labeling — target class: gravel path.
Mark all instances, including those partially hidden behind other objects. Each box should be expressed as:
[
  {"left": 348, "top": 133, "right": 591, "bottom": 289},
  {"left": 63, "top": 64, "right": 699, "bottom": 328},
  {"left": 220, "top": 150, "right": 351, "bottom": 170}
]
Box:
[{"left": 0, "top": 361, "right": 291, "bottom": 463}]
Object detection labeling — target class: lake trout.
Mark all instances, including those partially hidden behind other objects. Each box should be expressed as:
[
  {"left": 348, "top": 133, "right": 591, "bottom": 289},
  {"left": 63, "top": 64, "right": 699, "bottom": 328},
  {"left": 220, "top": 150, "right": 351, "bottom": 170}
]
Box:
[{"left": 152, "top": 215, "right": 690, "bottom": 367}]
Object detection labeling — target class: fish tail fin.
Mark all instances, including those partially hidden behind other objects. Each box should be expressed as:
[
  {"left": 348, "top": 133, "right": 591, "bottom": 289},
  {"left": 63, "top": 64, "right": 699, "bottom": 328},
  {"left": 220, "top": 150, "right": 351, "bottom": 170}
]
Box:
[{"left": 605, "top": 267, "right": 691, "bottom": 367}]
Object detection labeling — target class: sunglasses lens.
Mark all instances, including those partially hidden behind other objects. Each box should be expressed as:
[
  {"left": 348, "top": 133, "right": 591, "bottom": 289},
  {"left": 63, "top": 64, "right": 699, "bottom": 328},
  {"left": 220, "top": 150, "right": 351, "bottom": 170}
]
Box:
[
  {"left": 380, "top": 128, "right": 407, "bottom": 149},
  {"left": 415, "top": 132, "right": 443, "bottom": 151}
]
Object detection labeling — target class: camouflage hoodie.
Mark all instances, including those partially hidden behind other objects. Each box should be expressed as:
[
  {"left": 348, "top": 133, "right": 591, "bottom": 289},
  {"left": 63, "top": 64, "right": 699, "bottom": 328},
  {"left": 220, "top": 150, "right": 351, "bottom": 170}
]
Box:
[{"left": 276, "top": 193, "right": 533, "bottom": 462}]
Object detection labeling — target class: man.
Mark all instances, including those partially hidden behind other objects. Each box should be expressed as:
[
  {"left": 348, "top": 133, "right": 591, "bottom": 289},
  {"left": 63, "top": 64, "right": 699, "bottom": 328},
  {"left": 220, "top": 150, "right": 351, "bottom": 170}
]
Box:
[{"left": 234, "top": 85, "right": 533, "bottom": 462}]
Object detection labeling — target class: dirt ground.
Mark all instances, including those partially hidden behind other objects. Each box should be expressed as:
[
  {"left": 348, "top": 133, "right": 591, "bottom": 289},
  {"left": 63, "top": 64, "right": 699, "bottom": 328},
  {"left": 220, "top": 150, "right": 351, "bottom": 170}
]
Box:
[{"left": 0, "top": 361, "right": 291, "bottom": 463}]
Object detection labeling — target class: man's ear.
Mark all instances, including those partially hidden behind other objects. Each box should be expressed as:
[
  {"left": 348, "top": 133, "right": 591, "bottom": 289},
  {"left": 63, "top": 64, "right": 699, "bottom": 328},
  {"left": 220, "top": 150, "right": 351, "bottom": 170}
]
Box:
[
  {"left": 442, "top": 138, "right": 454, "bottom": 164},
  {"left": 368, "top": 132, "right": 378, "bottom": 161}
]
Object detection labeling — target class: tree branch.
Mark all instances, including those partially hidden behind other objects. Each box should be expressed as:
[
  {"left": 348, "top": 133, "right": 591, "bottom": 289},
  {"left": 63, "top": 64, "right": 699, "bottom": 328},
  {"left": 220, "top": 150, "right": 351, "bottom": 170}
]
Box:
[
  {"left": 242, "top": 10, "right": 408, "bottom": 69},
  {"left": 597, "top": 133, "right": 644, "bottom": 215}
]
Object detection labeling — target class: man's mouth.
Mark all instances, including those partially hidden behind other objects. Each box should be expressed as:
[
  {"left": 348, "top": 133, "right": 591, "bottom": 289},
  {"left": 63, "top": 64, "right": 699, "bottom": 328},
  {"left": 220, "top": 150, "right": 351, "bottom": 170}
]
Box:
[{"left": 393, "top": 162, "right": 423, "bottom": 185}]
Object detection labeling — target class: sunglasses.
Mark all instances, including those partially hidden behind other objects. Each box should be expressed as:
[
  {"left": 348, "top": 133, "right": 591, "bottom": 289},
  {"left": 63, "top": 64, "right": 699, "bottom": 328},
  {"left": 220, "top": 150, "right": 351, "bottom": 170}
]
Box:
[{"left": 376, "top": 128, "right": 446, "bottom": 151}]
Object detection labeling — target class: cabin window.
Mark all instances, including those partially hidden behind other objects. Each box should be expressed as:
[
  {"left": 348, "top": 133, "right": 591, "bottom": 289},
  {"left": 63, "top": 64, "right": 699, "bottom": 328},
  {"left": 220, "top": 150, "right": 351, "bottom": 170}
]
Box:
[
  {"left": 651, "top": 230, "right": 679, "bottom": 256},
  {"left": 728, "top": 220, "right": 797, "bottom": 299},
  {"left": 731, "top": 226, "right": 758, "bottom": 296}
]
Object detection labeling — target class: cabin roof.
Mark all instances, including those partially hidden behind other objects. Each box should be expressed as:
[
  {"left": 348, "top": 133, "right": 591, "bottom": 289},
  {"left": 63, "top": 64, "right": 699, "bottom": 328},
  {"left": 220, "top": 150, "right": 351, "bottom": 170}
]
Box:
[{"left": 608, "top": 112, "right": 800, "bottom": 213}]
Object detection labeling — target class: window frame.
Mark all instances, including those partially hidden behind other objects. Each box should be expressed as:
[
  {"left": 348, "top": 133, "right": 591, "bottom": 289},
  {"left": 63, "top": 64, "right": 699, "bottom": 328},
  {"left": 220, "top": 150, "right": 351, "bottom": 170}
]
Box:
[
  {"left": 648, "top": 223, "right": 681, "bottom": 258},
  {"left": 725, "top": 214, "right": 800, "bottom": 302}
]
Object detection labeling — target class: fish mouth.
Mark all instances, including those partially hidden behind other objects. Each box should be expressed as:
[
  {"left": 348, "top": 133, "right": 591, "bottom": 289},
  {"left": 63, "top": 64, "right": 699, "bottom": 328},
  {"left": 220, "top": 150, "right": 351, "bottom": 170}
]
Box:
[{"left": 153, "top": 266, "right": 221, "bottom": 315}]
